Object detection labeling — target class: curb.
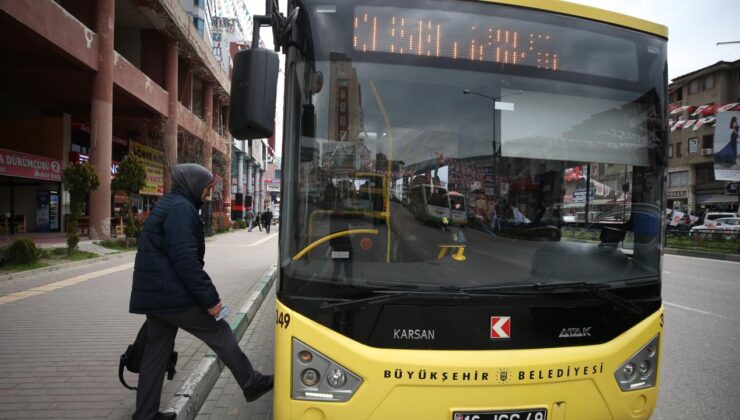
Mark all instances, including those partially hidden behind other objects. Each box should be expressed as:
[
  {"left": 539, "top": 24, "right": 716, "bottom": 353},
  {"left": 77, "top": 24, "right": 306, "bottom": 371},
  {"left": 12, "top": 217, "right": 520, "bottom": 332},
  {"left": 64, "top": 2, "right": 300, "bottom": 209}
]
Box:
[
  {"left": 0, "top": 250, "right": 136, "bottom": 282},
  {"left": 664, "top": 248, "right": 740, "bottom": 262},
  {"left": 163, "top": 264, "right": 278, "bottom": 419}
]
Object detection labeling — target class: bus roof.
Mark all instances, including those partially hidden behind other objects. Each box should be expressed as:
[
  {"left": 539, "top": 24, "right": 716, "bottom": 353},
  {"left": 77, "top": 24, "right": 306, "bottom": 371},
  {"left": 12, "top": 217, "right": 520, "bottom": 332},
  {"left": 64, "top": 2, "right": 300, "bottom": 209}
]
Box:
[{"left": 480, "top": 0, "right": 668, "bottom": 39}]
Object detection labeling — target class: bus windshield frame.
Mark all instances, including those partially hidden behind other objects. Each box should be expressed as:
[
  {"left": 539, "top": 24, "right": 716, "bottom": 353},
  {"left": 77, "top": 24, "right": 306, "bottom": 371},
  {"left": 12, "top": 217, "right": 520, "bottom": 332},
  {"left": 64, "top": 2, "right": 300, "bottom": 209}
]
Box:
[{"left": 279, "top": 0, "right": 668, "bottom": 302}]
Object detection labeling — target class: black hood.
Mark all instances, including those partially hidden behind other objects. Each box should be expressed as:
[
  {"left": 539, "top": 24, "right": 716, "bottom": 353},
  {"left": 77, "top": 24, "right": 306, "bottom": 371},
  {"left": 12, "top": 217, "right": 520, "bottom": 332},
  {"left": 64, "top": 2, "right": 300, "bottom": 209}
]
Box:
[{"left": 171, "top": 163, "right": 213, "bottom": 207}]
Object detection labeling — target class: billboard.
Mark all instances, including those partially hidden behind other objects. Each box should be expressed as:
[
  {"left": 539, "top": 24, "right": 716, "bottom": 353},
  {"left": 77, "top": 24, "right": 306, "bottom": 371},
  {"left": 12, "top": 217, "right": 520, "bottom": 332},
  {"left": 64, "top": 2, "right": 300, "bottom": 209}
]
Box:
[
  {"left": 129, "top": 141, "right": 165, "bottom": 196},
  {"left": 713, "top": 111, "right": 740, "bottom": 181}
]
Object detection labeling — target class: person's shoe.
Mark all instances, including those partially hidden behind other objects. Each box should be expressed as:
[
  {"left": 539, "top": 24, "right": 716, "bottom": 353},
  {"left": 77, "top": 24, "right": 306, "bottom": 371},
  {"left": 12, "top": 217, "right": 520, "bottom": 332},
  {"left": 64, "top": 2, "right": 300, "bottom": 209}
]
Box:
[
  {"left": 154, "top": 412, "right": 177, "bottom": 420},
  {"left": 244, "top": 374, "right": 274, "bottom": 402}
]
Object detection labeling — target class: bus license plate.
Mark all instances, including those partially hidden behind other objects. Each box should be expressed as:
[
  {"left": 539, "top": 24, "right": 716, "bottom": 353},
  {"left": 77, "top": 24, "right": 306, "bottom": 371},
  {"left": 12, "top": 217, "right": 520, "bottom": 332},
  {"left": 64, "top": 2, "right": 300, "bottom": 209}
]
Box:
[{"left": 452, "top": 408, "right": 547, "bottom": 420}]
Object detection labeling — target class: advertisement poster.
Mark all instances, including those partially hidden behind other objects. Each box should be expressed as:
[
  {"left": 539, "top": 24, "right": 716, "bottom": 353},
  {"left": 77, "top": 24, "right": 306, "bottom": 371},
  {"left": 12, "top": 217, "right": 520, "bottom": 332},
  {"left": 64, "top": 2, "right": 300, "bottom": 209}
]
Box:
[
  {"left": 129, "top": 141, "right": 165, "bottom": 196},
  {"left": 49, "top": 192, "right": 59, "bottom": 231},
  {"left": 713, "top": 111, "right": 740, "bottom": 181},
  {"left": 36, "top": 190, "right": 50, "bottom": 232}
]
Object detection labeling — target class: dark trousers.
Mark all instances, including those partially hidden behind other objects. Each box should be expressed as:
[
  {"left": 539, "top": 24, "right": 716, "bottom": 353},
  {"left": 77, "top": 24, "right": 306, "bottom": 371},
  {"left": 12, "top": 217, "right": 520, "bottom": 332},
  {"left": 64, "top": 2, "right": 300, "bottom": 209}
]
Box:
[
  {"left": 264, "top": 221, "right": 271, "bottom": 234},
  {"left": 132, "top": 306, "right": 261, "bottom": 420}
]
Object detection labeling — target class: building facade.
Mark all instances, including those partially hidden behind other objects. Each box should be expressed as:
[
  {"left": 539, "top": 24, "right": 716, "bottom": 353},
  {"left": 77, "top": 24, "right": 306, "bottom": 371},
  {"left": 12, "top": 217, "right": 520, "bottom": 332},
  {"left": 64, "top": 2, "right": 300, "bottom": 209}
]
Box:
[
  {"left": 0, "top": 0, "right": 233, "bottom": 239},
  {"left": 667, "top": 60, "right": 740, "bottom": 216}
]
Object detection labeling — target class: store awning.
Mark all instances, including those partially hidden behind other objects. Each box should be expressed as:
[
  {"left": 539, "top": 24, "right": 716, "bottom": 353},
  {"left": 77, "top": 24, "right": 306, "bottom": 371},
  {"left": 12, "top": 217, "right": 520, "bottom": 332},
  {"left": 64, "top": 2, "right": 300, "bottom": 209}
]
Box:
[
  {"left": 682, "top": 120, "right": 696, "bottom": 129},
  {"left": 697, "top": 194, "right": 739, "bottom": 204}
]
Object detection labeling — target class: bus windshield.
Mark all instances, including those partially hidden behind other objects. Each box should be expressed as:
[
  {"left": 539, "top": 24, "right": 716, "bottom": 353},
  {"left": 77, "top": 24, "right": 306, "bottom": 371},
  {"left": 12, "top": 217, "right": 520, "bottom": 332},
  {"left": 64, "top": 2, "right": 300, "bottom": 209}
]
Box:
[{"left": 281, "top": 0, "right": 667, "bottom": 295}]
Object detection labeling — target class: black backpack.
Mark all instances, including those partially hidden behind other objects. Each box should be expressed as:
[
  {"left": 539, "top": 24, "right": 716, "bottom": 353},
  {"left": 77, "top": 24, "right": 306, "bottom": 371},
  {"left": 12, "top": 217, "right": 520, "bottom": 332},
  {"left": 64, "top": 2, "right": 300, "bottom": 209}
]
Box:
[{"left": 118, "top": 320, "right": 179, "bottom": 391}]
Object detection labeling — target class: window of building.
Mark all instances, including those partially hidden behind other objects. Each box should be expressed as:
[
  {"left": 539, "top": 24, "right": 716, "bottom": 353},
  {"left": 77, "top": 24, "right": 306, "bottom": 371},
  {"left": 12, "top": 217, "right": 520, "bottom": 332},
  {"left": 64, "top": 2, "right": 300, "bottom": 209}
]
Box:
[
  {"left": 194, "top": 0, "right": 204, "bottom": 9},
  {"left": 695, "top": 165, "right": 715, "bottom": 184},
  {"left": 688, "top": 137, "right": 698, "bottom": 154},
  {"left": 194, "top": 17, "right": 205, "bottom": 37},
  {"left": 668, "top": 144, "right": 673, "bottom": 158},
  {"left": 689, "top": 80, "right": 699, "bottom": 94},
  {"left": 669, "top": 171, "right": 689, "bottom": 187},
  {"left": 676, "top": 141, "right": 683, "bottom": 157},
  {"left": 702, "top": 134, "right": 713, "bottom": 149},
  {"left": 704, "top": 75, "right": 714, "bottom": 90}
]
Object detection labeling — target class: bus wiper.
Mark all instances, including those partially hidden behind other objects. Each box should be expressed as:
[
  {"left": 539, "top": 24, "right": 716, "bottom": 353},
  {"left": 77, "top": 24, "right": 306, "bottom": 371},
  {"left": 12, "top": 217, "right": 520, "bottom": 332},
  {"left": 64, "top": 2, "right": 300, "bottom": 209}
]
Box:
[
  {"left": 464, "top": 281, "right": 643, "bottom": 315},
  {"left": 320, "top": 290, "right": 470, "bottom": 313}
]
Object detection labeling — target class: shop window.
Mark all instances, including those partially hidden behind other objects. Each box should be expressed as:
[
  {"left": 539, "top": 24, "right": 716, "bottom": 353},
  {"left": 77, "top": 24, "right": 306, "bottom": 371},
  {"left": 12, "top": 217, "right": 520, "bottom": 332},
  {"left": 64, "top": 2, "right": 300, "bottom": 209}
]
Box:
[
  {"left": 689, "top": 80, "right": 699, "bottom": 94},
  {"left": 703, "top": 75, "right": 714, "bottom": 90},
  {"left": 702, "top": 134, "right": 713, "bottom": 149}
]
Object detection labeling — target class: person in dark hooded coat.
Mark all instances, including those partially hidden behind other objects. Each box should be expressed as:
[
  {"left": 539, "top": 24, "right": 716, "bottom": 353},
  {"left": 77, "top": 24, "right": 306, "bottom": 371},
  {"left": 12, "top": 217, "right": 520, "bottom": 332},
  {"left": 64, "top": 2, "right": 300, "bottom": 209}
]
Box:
[{"left": 130, "top": 163, "right": 272, "bottom": 420}]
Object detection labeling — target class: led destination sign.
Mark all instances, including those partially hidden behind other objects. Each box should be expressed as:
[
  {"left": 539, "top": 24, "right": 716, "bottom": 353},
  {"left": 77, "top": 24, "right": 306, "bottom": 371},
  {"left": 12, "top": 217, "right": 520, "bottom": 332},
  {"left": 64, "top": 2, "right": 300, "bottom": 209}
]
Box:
[{"left": 353, "top": 6, "right": 639, "bottom": 81}]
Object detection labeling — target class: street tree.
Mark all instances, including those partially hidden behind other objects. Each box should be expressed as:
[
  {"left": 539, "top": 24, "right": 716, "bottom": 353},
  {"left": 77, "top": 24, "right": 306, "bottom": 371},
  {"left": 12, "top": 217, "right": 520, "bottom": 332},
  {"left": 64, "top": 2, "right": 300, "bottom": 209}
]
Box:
[
  {"left": 111, "top": 155, "right": 147, "bottom": 247},
  {"left": 61, "top": 162, "right": 100, "bottom": 253}
]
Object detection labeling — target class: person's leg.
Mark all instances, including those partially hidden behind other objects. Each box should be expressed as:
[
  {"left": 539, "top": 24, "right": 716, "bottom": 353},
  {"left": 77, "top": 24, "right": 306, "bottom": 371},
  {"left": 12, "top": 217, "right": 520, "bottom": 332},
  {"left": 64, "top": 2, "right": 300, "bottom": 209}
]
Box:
[
  {"left": 157, "top": 307, "right": 268, "bottom": 398},
  {"left": 132, "top": 317, "right": 178, "bottom": 420}
]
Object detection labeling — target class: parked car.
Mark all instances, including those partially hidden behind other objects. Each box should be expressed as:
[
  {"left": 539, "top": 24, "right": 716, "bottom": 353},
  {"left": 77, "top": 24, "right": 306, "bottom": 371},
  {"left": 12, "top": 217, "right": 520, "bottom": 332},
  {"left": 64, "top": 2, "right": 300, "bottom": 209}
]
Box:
[
  {"left": 701, "top": 212, "right": 737, "bottom": 225},
  {"left": 690, "top": 217, "right": 740, "bottom": 238}
]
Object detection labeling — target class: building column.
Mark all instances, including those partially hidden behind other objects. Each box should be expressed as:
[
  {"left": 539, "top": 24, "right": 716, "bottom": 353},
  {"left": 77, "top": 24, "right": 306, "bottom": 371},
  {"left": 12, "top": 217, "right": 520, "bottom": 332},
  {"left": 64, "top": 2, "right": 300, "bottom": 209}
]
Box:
[
  {"left": 237, "top": 152, "right": 244, "bottom": 194},
  {"left": 89, "top": 0, "right": 115, "bottom": 240},
  {"left": 164, "top": 40, "right": 179, "bottom": 192},
  {"left": 224, "top": 140, "right": 232, "bottom": 220},
  {"left": 201, "top": 84, "right": 213, "bottom": 171}
]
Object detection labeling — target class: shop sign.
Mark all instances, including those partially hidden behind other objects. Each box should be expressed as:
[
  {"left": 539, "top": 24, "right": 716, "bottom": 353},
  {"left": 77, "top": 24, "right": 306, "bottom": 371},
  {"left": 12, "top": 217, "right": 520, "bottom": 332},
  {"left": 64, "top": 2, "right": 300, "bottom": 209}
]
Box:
[
  {"left": 69, "top": 152, "right": 118, "bottom": 176},
  {"left": 666, "top": 189, "right": 688, "bottom": 198},
  {"left": 0, "top": 148, "right": 62, "bottom": 181},
  {"left": 129, "top": 141, "right": 164, "bottom": 196},
  {"left": 727, "top": 183, "right": 739, "bottom": 193}
]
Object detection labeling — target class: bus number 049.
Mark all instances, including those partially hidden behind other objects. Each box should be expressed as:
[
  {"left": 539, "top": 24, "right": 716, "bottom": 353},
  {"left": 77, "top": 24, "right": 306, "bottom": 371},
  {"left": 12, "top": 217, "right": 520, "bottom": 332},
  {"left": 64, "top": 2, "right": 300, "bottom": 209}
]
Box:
[{"left": 276, "top": 310, "right": 291, "bottom": 329}]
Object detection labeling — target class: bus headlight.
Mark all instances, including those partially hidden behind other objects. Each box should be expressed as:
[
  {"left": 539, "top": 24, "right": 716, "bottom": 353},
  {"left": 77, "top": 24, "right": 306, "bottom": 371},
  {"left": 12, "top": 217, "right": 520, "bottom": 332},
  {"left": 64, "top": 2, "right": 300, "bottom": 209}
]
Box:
[
  {"left": 292, "top": 338, "right": 363, "bottom": 402},
  {"left": 614, "top": 335, "right": 659, "bottom": 391}
]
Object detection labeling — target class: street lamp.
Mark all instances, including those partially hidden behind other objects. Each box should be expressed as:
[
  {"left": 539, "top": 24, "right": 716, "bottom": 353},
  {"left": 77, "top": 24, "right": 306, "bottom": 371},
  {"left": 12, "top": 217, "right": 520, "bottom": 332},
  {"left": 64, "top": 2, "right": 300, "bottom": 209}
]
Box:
[{"left": 462, "top": 89, "right": 522, "bottom": 194}]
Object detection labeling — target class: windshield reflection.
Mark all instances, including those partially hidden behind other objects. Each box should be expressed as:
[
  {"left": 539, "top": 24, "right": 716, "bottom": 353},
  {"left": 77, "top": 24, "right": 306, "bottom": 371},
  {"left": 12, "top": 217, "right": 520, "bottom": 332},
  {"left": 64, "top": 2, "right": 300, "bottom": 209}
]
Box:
[{"left": 282, "top": 52, "right": 665, "bottom": 291}]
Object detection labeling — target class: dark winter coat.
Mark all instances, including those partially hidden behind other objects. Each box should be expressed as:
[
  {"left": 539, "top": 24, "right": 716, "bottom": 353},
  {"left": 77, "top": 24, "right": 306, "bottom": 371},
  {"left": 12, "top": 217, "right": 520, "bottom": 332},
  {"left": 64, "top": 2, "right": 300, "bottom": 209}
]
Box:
[{"left": 129, "top": 165, "right": 219, "bottom": 314}]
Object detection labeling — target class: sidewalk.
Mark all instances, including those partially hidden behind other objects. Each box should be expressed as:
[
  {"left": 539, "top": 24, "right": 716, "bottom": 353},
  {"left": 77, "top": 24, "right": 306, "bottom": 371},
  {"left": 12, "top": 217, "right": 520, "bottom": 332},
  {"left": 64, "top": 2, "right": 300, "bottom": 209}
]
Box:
[
  {"left": 0, "top": 228, "right": 278, "bottom": 419},
  {"left": 195, "top": 287, "right": 276, "bottom": 420}
]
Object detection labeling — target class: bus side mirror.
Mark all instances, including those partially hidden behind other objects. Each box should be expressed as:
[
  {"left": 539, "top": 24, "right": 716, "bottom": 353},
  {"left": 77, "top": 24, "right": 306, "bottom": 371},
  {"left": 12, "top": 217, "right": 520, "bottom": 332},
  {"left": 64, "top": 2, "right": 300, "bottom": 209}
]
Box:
[{"left": 229, "top": 48, "right": 279, "bottom": 140}]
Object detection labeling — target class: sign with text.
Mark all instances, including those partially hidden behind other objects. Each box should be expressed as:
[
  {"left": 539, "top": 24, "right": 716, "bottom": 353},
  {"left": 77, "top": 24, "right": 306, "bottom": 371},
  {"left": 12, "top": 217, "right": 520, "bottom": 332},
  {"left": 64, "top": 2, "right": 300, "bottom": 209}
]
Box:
[
  {"left": 129, "top": 142, "right": 164, "bottom": 196},
  {"left": 0, "top": 148, "right": 62, "bottom": 181}
]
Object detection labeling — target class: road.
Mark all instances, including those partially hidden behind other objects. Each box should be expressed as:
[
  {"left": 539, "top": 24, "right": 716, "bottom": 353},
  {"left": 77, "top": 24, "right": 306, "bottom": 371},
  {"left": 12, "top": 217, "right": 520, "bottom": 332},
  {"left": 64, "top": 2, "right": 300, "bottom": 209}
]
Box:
[
  {"left": 653, "top": 254, "right": 740, "bottom": 419},
  {"left": 198, "top": 252, "right": 740, "bottom": 419},
  {"left": 0, "top": 229, "right": 278, "bottom": 419}
]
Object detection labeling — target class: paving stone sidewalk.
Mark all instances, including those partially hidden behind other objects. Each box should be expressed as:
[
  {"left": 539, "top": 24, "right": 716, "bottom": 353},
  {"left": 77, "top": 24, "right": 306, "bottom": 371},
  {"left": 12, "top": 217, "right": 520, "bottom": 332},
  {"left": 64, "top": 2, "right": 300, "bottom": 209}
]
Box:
[
  {"left": 0, "top": 229, "right": 277, "bottom": 419},
  {"left": 196, "top": 287, "right": 276, "bottom": 420}
]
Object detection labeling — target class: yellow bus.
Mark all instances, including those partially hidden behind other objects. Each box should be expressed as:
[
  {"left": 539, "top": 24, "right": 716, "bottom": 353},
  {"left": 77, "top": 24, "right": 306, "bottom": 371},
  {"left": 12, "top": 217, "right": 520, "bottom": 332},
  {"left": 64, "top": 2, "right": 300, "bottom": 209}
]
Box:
[{"left": 230, "top": 1, "right": 668, "bottom": 418}]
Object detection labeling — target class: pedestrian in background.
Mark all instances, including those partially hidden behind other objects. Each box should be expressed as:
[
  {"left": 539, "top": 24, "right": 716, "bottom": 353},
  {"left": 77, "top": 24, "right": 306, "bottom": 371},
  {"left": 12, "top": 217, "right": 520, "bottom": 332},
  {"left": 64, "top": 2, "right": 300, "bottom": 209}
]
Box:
[
  {"left": 246, "top": 208, "right": 255, "bottom": 231},
  {"left": 261, "top": 208, "right": 273, "bottom": 234},
  {"left": 129, "top": 163, "right": 272, "bottom": 420},
  {"left": 254, "top": 210, "right": 262, "bottom": 231}
]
